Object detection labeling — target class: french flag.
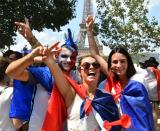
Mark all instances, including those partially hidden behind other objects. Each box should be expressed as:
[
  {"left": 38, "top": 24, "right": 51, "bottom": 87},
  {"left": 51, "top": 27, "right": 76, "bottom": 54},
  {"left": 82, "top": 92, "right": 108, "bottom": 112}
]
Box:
[
  {"left": 42, "top": 76, "right": 121, "bottom": 131},
  {"left": 105, "top": 72, "right": 155, "bottom": 131}
]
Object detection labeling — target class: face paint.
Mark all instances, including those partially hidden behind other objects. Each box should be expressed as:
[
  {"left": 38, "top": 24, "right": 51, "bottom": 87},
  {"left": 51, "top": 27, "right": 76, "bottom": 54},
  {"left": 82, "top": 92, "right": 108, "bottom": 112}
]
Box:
[
  {"left": 59, "top": 54, "right": 70, "bottom": 62},
  {"left": 58, "top": 47, "right": 77, "bottom": 72}
]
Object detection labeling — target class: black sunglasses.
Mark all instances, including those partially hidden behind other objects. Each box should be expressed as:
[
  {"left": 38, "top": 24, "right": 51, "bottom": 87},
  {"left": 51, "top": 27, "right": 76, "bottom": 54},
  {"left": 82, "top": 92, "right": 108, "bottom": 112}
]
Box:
[{"left": 81, "top": 62, "right": 100, "bottom": 70}]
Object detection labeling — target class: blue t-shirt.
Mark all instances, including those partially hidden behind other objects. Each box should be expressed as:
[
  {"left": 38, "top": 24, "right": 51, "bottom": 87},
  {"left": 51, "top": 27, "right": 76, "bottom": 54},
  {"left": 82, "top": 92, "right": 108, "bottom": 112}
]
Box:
[
  {"left": 9, "top": 79, "right": 36, "bottom": 121},
  {"left": 9, "top": 66, "right": 54, "bottom": 121}
]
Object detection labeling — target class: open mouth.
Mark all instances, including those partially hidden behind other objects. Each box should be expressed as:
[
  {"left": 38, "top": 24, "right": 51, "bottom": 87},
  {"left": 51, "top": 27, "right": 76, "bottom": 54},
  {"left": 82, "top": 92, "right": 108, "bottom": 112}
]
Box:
[{"left": 88, "top": 72, "right": 96, "bottom": 76}]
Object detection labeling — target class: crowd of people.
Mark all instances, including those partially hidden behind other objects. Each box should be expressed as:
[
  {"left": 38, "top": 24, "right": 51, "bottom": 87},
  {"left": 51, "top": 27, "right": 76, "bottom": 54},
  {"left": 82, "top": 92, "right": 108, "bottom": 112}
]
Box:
[{"left": 0, "top": 15, "right": 160, "bottom": 131}]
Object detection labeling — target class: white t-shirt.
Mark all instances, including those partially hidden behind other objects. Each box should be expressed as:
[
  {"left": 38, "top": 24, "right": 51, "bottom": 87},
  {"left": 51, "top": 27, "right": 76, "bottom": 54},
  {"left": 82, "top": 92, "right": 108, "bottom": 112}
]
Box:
[
  {"left": 0, "top": 86, "right": 15, "bottom": 131},
  {"left": 67, "top": 94, "right": 101, "bottom": 131},
  {"left": 28, "top": 84, "right": 50, "bottom": 131},
  {"left": 135, "top": 67, "right": 158, "bottom": 101}
]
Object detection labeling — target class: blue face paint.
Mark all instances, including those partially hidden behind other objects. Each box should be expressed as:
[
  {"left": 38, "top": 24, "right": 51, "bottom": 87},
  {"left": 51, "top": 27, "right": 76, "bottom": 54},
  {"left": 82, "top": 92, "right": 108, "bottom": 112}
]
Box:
[
  {"left": 58, "top": 47, "right": 77, "bottom": 72},
  {"left": 57, "top": 28, "right": 78, "bottom": 72}
]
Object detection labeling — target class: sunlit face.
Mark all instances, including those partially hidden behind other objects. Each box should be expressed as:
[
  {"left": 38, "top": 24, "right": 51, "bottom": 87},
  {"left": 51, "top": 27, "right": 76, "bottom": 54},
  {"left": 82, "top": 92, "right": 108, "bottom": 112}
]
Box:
[
  {"left": 58, "top": 47, "right": 77, "bottom": 72},
  {"left": 111, "top": 53, "right": 128, "bottom": 77},
  {"left": 79, "top": 56, "right": 100, "bottom": 84}
]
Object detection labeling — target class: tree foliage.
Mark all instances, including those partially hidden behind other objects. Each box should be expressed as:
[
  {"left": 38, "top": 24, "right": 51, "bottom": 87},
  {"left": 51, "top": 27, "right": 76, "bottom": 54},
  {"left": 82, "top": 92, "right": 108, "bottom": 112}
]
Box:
[
  {"left": 0, "top": 0, "right": 77, "bottom": 49},
  {"left": 96, "top": 0, "right": 160, "bottom": 54}
]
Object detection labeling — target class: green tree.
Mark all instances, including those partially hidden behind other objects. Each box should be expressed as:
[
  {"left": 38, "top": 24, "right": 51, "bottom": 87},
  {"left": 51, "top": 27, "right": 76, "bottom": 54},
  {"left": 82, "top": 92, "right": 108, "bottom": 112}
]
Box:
[
  {"left": 0, "top": 0, "right": 77, "bottom": 49},
  {"left": 96, "top": 0, "right": 160, "bottom": 54}
]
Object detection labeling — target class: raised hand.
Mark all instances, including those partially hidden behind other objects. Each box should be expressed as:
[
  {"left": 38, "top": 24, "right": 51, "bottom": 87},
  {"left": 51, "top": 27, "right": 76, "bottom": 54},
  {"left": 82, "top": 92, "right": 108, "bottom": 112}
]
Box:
[
  {"left": 15, "top": 17, "right": 33, "bottom": 41},
  {"left": 85, "top": 15, "right": 95, "bottom": 31},
  {"left": 41, "top": 42, "right": 61, "bottom": 65},
  {"left": 31, "top": 42, "right": 61, "bottom": 65}
]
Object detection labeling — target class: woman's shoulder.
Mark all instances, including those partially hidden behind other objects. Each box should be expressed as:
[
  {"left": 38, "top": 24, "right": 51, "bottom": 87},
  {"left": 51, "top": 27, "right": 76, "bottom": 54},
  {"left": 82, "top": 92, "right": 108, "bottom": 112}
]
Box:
[{"left": 98, "top": 79, "right": 107, "bottom": 90}]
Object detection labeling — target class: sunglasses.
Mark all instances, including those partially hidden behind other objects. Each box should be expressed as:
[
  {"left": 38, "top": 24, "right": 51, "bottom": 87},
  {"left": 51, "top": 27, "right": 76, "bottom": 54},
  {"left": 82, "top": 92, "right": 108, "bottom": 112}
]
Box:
[{"left": 81, "top": 62, "right": 100, "bottom": 70}]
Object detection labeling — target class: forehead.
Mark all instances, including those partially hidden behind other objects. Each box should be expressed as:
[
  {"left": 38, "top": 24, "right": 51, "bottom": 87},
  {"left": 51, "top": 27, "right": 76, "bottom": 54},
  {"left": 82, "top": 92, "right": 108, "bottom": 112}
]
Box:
[
  {"left": 111, "top": 53, "right": 127, "bottom": 60},
  {"left": 81, "top": 56, "right": 96, "bottom": 64},
  {"left": 60, "top": 47, "right": 77, "bottom": 56}
]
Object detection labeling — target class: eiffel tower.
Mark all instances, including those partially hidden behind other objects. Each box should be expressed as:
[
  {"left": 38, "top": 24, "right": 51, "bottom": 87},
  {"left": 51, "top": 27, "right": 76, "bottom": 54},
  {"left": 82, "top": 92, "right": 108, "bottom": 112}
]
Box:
[{"left": 77, "top": 0, "right": 103, "bottom": 58}]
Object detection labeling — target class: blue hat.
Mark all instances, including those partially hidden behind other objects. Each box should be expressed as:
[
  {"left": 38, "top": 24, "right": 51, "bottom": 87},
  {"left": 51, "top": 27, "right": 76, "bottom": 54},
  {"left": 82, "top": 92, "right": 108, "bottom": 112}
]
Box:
[{"left": 62, "top": 28, "right": 78, "bottom": 52}]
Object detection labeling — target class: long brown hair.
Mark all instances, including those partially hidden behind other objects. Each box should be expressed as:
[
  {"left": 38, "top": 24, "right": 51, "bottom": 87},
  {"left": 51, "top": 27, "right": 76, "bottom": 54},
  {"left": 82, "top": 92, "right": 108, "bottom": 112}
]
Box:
[{"left": 107, "top": 47, "right": 136, "bottom": 82}]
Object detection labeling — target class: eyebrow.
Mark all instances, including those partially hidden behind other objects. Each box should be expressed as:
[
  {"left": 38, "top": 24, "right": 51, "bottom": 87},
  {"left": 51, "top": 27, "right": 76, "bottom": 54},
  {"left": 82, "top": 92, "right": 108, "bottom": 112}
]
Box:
[{"left": 112, "top": 58, "right": 127, "bottom": 61}]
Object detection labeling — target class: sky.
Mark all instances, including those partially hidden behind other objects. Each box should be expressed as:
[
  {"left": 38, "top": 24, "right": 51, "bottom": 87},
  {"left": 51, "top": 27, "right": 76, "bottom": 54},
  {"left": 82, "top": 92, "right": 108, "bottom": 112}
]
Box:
[{"left": 10, "top": 0, "right": 160, "bottom": 56}]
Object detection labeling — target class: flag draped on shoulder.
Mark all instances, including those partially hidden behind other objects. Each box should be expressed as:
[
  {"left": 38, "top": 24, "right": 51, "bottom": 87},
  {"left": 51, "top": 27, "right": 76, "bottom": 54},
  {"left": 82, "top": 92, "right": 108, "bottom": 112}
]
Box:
[
  {"left": 41, "top": 75, "right": 83, "bottom": 131},
  {"left": 80, "top": 89, "right": 121, "bottom": 131},
  {"left": 41, "top": 84, "right": 67, "bottom": 131},
  {"left": 42, "top": 75, "right": 122, "bottom": 131},
  {"left": 120, "top": 79, "right": 155, "bottom": 131},
  {"left": 105, "top": 75, "right": 123, "bottom": 101},
  {"left": 105, "top": 74, "right": 155, "bottom": 131}
]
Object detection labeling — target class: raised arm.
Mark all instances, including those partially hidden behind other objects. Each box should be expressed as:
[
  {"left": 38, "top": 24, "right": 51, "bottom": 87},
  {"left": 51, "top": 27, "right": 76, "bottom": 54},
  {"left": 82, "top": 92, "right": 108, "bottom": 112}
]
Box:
[
  {"left": 40, "top": 43, "right": 76, "bottom": 108},
  {"left": 86, "top": 15, "right": 109, "bottom": 76},
  {"left": 5, "top": 51, "right": 34, "bottom": 81},
  {"left": 5, "top": 45, "right": 47, "bottom": 81},
  {"left": 15, "top": 17, "right": 41, "bottom": 48}
]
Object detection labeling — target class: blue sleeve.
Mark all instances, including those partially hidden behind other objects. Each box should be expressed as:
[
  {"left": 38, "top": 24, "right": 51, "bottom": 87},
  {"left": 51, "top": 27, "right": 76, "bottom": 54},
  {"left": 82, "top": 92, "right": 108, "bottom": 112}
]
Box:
[
  {"left": 28, "top": 66, "right": 54, "bottom": 93},
  {"left": 24, "top": 71, "right": 38, "bottom": 85}
]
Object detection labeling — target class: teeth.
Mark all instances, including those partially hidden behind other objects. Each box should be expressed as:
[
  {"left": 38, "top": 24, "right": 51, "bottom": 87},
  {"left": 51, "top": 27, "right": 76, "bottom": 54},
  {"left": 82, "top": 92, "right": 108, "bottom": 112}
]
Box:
[{"left": 88, "top": 72, "right": 96, "bottom": 76}]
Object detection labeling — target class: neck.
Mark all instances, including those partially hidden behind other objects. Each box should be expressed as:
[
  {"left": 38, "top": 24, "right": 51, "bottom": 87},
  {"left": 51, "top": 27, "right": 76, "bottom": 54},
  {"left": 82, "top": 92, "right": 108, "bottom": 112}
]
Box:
[
  {"left": 83, "top": 81, "right": 97, "bottom": 95},
  {"left": 63, "top": 70, "right": 70, "bottom": 75},
  {"left": 119, "top": 75, "right": 128, "bottom": 88}
]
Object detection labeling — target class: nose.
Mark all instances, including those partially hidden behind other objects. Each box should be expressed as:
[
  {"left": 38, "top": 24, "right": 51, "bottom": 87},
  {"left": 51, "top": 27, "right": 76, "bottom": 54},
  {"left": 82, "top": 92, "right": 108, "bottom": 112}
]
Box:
[
  {"left": 66, "top": 57, "right": 71, "bottom": 62},
  {"left": 89, "top": 64, "right": 96, "bottom": 70},
  {"left": 117, "top": 61, "right": 121, "bottom": 67}
]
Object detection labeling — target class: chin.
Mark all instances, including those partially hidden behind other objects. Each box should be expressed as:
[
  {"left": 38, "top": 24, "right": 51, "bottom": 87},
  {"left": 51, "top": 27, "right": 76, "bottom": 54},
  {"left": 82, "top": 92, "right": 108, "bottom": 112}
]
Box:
[
  {"left": 63, "top": 68, "right": 71, "bottom": 72},
  {"left": 87, "top": 78, "right": 97, "bottom": 83}
]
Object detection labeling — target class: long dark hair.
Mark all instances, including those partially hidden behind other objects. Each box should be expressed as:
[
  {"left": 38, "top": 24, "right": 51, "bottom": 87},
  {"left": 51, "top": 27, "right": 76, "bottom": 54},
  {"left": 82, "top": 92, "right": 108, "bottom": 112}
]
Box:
[
  {"left": 0, "top": 56, "right": 10, "bottom": 82},
  {"left": 108, "top": 47, "right": 136, "bottom": 82}
]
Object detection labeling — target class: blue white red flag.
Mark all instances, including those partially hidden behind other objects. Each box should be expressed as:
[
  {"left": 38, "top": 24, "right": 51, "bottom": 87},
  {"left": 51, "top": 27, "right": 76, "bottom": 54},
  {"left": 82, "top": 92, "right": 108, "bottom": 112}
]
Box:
[{"left": 120, "top": 77, "right": 155, "bottom": 131}]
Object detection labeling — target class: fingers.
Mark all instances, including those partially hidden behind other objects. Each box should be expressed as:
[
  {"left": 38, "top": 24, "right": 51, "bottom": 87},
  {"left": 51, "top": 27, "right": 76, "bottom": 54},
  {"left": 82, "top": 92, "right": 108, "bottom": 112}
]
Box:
[
  {"left": 93, "top": 15, "right": 96, "bottom": 23},
  {"left": 24, "top": 17, "right": 30, "bottom": 37},
  {"left": 15, "top": 22, "right": 26, "bottom": 35},
  {"left": 15, "top": 22, "right": 25, "bottom": 27},
  {"left": 48, "top": 41, "right": 60, "bottom": 51},
  {"left": 86, "top": 15, "right": 94, "bottom": 29},
  {"left": 33, "top": 56, "right": 43, "bottom": 62},
  {"left": 54, "top": 47, "right": 61, "bottom": 52},
  {"left": 86, "top": 15, "right": 93, "bottom": 22},
  {"left": 15, "top": 21, "right": 32, "bottom": 38},
  {"left": 37, "top": 45, "right": 52, "bottom": 56},
  {"left": 25, "top": 17, "right": 29, "bottom": 26}
]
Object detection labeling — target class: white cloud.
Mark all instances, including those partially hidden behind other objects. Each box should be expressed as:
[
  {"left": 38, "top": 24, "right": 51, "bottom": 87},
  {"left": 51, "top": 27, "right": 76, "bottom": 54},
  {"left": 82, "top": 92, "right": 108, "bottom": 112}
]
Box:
[{"left": 147, "top": 0, "right": 160, "bottom": 10}]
